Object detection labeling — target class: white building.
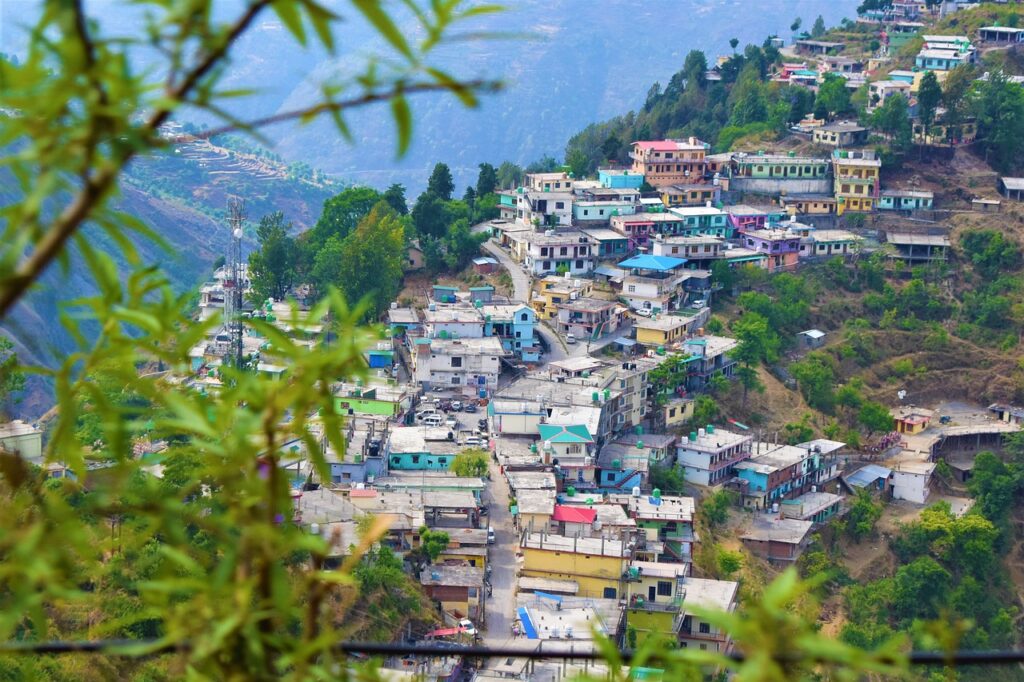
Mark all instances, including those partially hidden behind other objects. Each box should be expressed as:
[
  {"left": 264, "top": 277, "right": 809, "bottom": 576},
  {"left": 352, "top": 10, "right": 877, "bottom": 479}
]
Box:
[
  {"left": 891, "top": 460, "right": 935, "bottom": 504},
  {"left": 0, "top": 420, "right": 43, "bottom": 463},
  {"left": 676, "top": 426, "right": 752, "bottom": 486},
  {"left": 521, "top": 231, "right": 595, "bottom": 276},
  {"left": 409, "top": 336, "right": 507, "bottom": 393}
]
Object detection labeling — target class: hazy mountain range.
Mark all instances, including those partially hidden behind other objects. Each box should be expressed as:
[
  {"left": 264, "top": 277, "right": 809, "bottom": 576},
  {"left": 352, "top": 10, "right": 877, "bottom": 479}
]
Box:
[{"left": 0, "top": 0, "right": 859, "bottom": 417}]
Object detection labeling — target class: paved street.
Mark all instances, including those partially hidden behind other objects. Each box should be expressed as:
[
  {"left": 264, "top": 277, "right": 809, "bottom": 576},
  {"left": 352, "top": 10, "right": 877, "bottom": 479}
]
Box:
[{"left": 482, "top": 457, "right": 517, "bottom": 644}]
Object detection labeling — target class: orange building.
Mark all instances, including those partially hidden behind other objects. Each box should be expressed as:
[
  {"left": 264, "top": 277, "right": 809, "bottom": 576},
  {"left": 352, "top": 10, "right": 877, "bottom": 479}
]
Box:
[{"left": 630, "top": 138, "right": 710, "bottom": 188}]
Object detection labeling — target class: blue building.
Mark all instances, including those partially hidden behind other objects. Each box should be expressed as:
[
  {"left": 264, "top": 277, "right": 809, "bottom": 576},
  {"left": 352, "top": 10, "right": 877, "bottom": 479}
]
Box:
[
  {"left": 599, "top": 168, "right": 645, "bottom": 189},
  {"left": 483, "top": 303, "right": 540, "bottom": 362}
]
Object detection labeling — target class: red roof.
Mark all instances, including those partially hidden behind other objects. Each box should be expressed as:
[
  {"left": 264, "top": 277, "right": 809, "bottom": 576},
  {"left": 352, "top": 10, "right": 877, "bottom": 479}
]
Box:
[
  {"left": 349, "top": 489, "right": 377, "bottom": 498},
  {"left": 632, "top": 140, "right": 683, "bottom": 152},
  {"left": 552, "top": 505, "right": 597, "bottom": 524}
]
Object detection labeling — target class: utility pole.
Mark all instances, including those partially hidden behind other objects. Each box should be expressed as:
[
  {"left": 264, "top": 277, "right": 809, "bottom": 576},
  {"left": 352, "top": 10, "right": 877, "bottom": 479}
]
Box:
[{"left": 225, "top": 197, "right": 246, "bottom": 370}]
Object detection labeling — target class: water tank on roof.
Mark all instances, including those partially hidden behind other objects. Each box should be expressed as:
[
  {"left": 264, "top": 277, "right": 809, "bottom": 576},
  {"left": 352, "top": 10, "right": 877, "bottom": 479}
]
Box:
[
  {"left": 428, "top": 303, "right": 437, "bottom": 311},
  {"left": 567, "top": 486, "right": 576, "bottom": 497},
  {"left": 631, "top": 486, "right": 642, "bottom": 497},
  {"left": 391, "top": 302, "right": 398, "bottom": 310},
  {"left": 653, "top": 488, "right": 662, "bottom": 499},
  {"left": 636, "top": 440, "right": 644, "bottom": 450},
  {"left": 772, "top": 503, "right": 780, "bottom": 514},
  {"left": 698, "top": 428, "right": 706, "bottom": 438},
  {"left": 612, "top": 459, "right": 621, "bottom": 469}
]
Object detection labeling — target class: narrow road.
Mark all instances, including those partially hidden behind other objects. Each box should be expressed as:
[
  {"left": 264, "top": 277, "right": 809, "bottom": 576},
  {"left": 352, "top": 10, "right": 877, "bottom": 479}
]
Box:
[
  {"left": 480, "top": 239, "right": 569, "bottom": 363},
  {"left": 482, "top": 458, "right": 517, "bottom": 644}
]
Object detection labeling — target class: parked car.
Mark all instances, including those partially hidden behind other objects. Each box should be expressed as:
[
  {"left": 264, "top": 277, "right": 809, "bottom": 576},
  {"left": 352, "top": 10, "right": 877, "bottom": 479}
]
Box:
[
  {"left": 463, "top": 403, "right": 477, "bottom": 413},
  {"left": 464, "top": 436, "right": 482, "bottom": 447},
  {"left": 487, "top": 526, "right": 495, "bottom": 544},
  {"left": 451, "top": 400, "right": 463, "bottom": 411},
  {"left": 565, "top": 333, "right": 577, "bottom": 344},
  {"left": 445, "top": 416, "right": 458, "bottom": 428},
  {"left": 423, "top": 415, "right": 445, "bottom": 427},
  {"left": 458, "top": 619, "right": 477, "bottom": 636},
  {"left": 416, "top": 410, "right": 439, "bottom": 422},
  {"left": 691, "top": 299, "right": 707, "bottom": 308},
  {"left": 634, "top": 308, "right": 652, "bottom": 317}
]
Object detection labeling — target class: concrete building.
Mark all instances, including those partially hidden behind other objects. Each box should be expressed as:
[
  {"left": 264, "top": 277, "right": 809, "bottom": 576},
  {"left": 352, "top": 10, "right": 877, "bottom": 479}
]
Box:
[
  {"left": 599, "top": 168, "right": 645, "bottom": 189},
  {"left": 659, "top": 183, "right": 721, "bottom": 208},
  {"left": 979, "top": 25, "right": 1024, "bottom": 43},
  {"left": 630, "top": 138, "right": 710, "bottom": 188},
  {"left": 520, "top": 231, "right": 595, "bottom": 276},
  {"left": 676, "top": 426, "right": 752, "bottom": 487},
  {"left": 681, "top": 335, "right": 738, "bottom": 393},
  {"left": 420, "top": 564, "right": 485, "bottom": 622},
  {"left": 732, "top": 440, "right": 841, "bottom": 510},
  {"left": 799, "top": 230, "right": 863, "bottom": 258},
  {"left": 780, "top": 193, "right": 837, "bottom": 216},
  {"left": 410, "top": 336, "right": 507, "bottom": 394},
  {"left": 555, "top": 297, "right": 623, "bottom": 342},
  {"left": 833, "top": 149, "right": 881, "bottom": 214},
  {"left": 520, "top": 533, "right": 631, "bottom": 599},
  {"left": 741, "top": 517, "right": 814, "bottom": 564},
  {"left": 618, "top": 254, "right": 690, "bottom": 313},
  {"left": 739, "top": 228, "right": 802, "bottom": 273},
  {"left": 0, "top": 420, "right": 43, "bottom": 462},
  {"left": 867, "top": 80, "right": 912, "bottom": 113},
  {"left": 879, "top": 189, "right": 934, "bottom": 211},
  {"left": 892, "top": 460, "right": 935, "bottom": 504},
  {"left": 813, "top": 121, "right": 869, "bottom": 147},
  {"left": 726, "top": 152, "right": 832, "bottom": 195}
]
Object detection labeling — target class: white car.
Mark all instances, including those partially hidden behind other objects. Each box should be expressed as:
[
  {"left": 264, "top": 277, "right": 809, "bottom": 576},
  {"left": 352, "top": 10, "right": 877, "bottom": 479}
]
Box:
[
  {"left": 634, "top": 308, "right": 652, "bottom": 318},
  {"left": 445, "top": 416, "right": 458, "bottom": 428},
  {"left": 464, "top": 436, "right": 482, "bottom": 447},
  {"left": 565, "top": 333, "right": 577, "bottom": 344},
  {"left": 451, "top": 400, "right": 463, "bottom": 411},
  {"left": 459, "top": 618, "right": 477, "bottom": 636}
]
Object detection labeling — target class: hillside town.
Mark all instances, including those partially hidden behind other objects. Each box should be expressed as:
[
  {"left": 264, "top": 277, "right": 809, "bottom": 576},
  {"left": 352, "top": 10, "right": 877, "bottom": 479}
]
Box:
[{"left": 6, "top": 0, "right": 1024, "bottom": 680}]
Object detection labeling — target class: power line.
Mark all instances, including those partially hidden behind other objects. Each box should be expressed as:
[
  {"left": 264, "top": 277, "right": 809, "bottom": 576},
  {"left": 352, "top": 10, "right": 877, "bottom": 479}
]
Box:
[{"left": 0, "top": 639, "right": 1023, "bottom": 667}]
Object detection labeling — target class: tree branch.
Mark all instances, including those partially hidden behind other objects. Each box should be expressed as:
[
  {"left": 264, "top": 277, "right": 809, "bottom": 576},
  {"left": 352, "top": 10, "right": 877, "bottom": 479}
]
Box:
[
  {"left": 0, "top": 1, "right": 273, "bottom": 318},
  {"left": 193, "top": 79, "right": 502, "bottom": 139}
]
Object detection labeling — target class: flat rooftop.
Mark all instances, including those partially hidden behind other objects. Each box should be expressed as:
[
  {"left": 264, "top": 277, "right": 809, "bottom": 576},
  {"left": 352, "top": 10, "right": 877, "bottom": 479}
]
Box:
[
  {"left": 516, "top": 489, "right": 557, "bottom": 516},
  {"left": 635, "top": 315, "right": 689, "bottom": 332},
  {"left": 678, "top": 426, "right": 750, "bottom": 453},
  {"left": 507, "top": 470, "right": 558, "bottom": 491},
  {"left": 681, "top": 577, "right": 739, "bottom": 613},
  {"left": 741, "top": 517, "right": 813, "bottom": 544},
  {"left": 420, "top": 564, "right": 484, "bottom": 587},
  {"left": 734, "top": 443, "right": 812, "bottom": 474},
  {"left": 521, "top": 532, "right": 629, "bottom": 558},
  {"left": 886, "top": 232, "right": 950, "bottom": 247}
]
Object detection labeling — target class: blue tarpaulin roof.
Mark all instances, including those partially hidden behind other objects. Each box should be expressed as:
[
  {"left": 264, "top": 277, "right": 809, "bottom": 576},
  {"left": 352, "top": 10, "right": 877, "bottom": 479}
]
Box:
[
  {"left": 617, "top": 254, "right": 687, "bottom": 271},
  {"left": 517, "top": 607, "right": 538, "bottom": 639},
  {"left": 534, "top": 591, "right": 563, "bottom": 604},
  {"left": 846, "top": 464, "right": 892, "bottom": 488}
]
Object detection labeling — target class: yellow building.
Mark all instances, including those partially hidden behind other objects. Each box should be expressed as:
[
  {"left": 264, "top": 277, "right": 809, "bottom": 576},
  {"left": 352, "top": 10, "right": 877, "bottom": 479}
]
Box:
[
  {"left": 635, "top": 316, "right": 690, "bottom": 347},
  {"left": 662, "top": 397, "right": 695, "bottom": 429},
  {"left": 520, "top": 533, "right": 629, "bottom": 599},
  {"left": 833, "top": 151, "right": 881, "bottom": 215},
  {"left": 531, "top": 276, "right": 593, "bottom": 320},
  {"left": 781, "top": 194, "right": 837, "bottom": 216}
]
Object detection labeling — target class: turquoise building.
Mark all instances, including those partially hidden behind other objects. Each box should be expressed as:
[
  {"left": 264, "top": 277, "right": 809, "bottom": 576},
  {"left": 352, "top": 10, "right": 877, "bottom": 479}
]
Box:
[{"left": 599, "top": 168, "right": 645, "bottom": 189}]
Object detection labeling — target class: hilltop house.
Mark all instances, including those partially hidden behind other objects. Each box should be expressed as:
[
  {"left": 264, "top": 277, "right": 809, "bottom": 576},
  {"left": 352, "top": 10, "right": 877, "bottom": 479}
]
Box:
[
  {"left": 630, "top": 138, "right": 710, "bottom": 188},
  {"left": 676, "top": 426, "right": 752, "bottom": 487},
  {"left": 739, "top": 228, "right": 802, "bottom": 273},
  {"left": 833, "top": 149, "right": 880, "bottom": 214},
  {"left": 520, "top": 533, "right": 631, "bottom": 599},
  {"left": 618, "top": 254, "right": 690, "bottom": 313},
  {"left": 519, "top": 231, "right": 595, "bottom": 276},
  {"left": 724, "top": 152, "right": 832, "bottom": 195},
  {"left": 409, "top": 336, "right": 507, "bottom": 394},
  {"left": 731, "top": 440, "right": 842, "bottom": 510},
  {"left": 812, "top": 121, "right": 869, "bottom": 147}
]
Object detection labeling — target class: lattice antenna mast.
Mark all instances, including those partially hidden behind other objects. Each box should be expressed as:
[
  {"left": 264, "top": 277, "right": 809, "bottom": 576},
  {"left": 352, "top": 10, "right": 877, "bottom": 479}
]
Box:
[{"left": 226, "top": 197, "right": 246, "bottom": 370}]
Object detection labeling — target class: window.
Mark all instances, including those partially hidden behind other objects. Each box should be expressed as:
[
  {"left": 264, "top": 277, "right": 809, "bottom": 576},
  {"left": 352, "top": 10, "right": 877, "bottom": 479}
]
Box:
[
  {"left": 583, "top": 209, "right": 589, "bottom": 216},
  {"left": 669, "top": 407, "right": 677, "bottom": 417},
  {"left": 627, "top": 285, "right": 635, "bottom": 293},
  {"left": 575, "top": 260, "right": 583, "bottom": 268},
  {"left": 603, "top": 587, "right": 617, "bottom": 599},
  {"left": 468, "top": 588, "right": 478, "bottom": 598},
  {"left": 412, "top": 455, "right": 420, "bottom": 464},
  {"left": 699, "top": 622, "right": 711, "bottom": 634},
  {"left": 559, "top": 247, "right": 567, "bottom": 256},
  {"left": 451, "top": 357, "right": 462, "bottom": 368},
  {"left": 556, "top": 201, "right": 565, "bottom": 209},
  {"left": 699, "top": 643, "right": 708, "bottom": 651},
  {"left": 438, "top": 457, "right": 446, "bottom": 465},
  {"left": 657, "top": 581, "right": 673, "bottom": 596},
  {"left": 451, "top": 377, "right": 461, "bottom": 385},
  {"left": 543, "top": 261, "right": 550, "bottom": 269}
]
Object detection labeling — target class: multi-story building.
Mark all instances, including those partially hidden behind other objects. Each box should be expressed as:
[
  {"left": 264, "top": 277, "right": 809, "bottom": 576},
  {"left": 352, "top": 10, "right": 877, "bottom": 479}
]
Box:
[
  {"left": 625, "top": 571, "right": 738, "bottom": 654},
  {"left": 520, "top": 533, "right": 631, "bottom": 599},
  {"left": 531, "top": 275, "right": 593, "bottom": 320},
  {"left": 812, "top": 121, "right": 869, "bottom": 147},
  {"left": 555, "top": 297, "right": 623, "bottom": 342},
  {"left": 676, "top": 425, "right": 752, "bottom": 487},
  {"left": 780, "top": 193, "right": 837, "bottom": 216},
  {"left": 833, "top": 149, "right": 881, "bottom": 214},
  {"left": 613, "top": 493, "right": 696, "bottom": 562},
  {"left": 649, "top": 235, "right": 724, "bottom": 264},
  {"left": 610, "top": 212, "right": 686, "bottom": 250},
  {"left": 739, "top": 228, "right": 802, "bottom": 273},
  {"left": 599, "top": 168, "right": 645, "bottom": 189},
  {"left": 732, "top": 439, "right": 842, "bottom": 510},
  {"left": 630, "top": 138, "right": 710, "bottom": 188},
  {"left": 725, "top": 152, "right": 832, "bottom": 195},
  {"left": 659, "top": 183, "right": 721, "bottom": 208},
  {"left": 667, "top": 205, "right": 732, "bottom": 238},
  {"left": 516, "top": 190, "right": 574, "bottom": 227},
  {"left": 525, "top": 171, "right": 574, "bottom": 192},
  {"left": 682, "top": 335, "right": 738, "bottom": 393},
  {"left": 409, "top": 336, "right": 507, "bottom": 393},
  {"left": 619, "top": 254, "right": 690, "bottom": 313},
  {"left": 724, "top": 204, "right": 785, "bottom": 233},
  {"left": 799, "top": 229, "right": 864, "bottom": 258},
  {"left": 520, "top": 231, "right": 595, "bottom": 276},
  {"left": 580, "top": 227, "right": 631, "bottom": 259},
  {"left": 573, "top": 200, "right": 637, "bottom": 225}
]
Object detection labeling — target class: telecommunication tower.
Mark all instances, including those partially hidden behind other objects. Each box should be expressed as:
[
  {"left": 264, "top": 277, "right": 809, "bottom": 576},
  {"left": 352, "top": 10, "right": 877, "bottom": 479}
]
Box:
[{"left": 224, "top": 197, "right": 246, "bottom": 370}]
